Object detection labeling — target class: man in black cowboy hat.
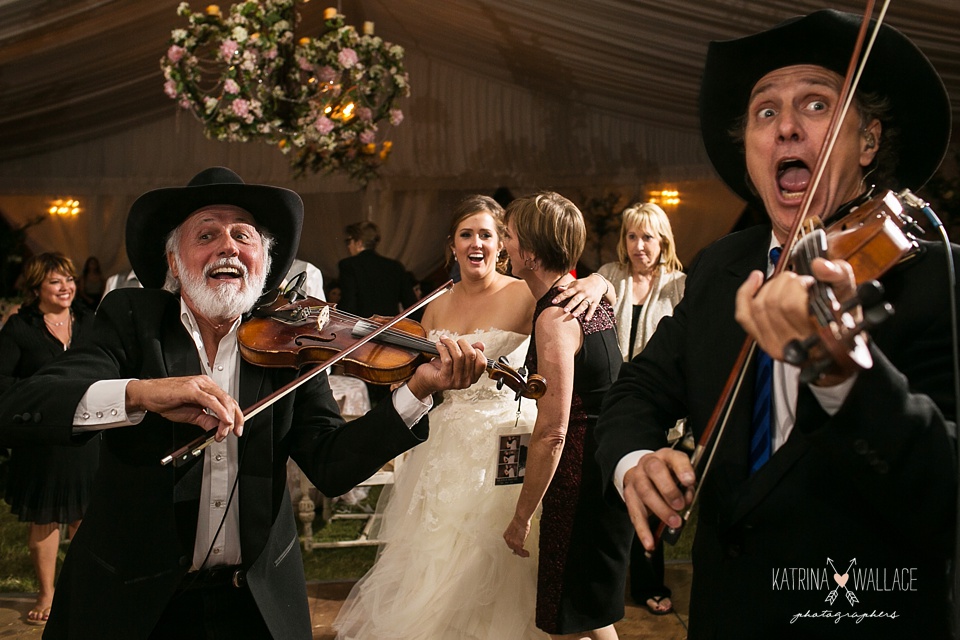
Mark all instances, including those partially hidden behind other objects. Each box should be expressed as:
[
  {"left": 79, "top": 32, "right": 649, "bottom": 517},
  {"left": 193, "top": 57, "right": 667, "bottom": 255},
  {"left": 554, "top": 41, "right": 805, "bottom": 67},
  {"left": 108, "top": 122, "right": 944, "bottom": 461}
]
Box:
[
  {"left": 0, "top": 167, "right": 488, "bottom": 639},
  {"left": 596, "top": 10, "right": 957, "bottom": 638}
]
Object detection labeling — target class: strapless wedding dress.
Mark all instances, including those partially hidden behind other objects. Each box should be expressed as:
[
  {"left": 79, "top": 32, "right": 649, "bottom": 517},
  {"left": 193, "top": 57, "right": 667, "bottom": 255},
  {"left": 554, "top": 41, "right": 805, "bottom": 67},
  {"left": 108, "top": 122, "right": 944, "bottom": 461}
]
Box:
[{"left": 334, "top": 329, "right": 547, "bottom": 640}]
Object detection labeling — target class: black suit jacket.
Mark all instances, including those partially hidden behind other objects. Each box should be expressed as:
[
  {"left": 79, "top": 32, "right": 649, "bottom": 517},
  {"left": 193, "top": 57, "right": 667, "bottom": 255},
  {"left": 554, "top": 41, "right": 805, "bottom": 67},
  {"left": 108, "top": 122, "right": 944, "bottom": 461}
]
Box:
[
  {"left": 337, "top": 249, "right": 416, "bottom": 317},
  {"left": 0, "top": 289, "right": 428, "bottom": 639},
  {"left": 596, "top": 225, "right": 957, "bottom": 639}
]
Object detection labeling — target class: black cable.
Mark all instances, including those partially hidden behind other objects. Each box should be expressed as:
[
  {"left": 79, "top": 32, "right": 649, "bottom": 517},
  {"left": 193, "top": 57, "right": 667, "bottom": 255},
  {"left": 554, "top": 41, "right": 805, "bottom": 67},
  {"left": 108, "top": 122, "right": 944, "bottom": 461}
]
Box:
[
  {"left": 178, "top": 414, "right": 250, "bottom": 591},
  {"left": 913, "top": 198, "right": 960, "bottom": 638}
]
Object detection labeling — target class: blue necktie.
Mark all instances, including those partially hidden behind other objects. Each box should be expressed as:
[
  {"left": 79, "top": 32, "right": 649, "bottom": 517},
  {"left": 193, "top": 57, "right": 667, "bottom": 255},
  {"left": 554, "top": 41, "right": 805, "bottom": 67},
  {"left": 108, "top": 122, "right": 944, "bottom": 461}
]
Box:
[{"left": 748, "top": 246, "right": 781, "bottom": 475}]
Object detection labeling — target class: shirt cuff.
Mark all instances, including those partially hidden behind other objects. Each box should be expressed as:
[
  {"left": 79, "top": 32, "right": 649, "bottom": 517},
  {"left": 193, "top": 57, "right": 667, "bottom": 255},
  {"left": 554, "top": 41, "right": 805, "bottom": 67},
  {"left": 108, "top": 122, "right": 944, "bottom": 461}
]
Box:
[
  {"left": 613, "top": 450, "right": 653, "bottom": 500},
  {"left": 73, "top": 379, "right": 146, "bottom": 431},
  {"left": 809, "top": 373, "right": 858, "bottom": 416},
  {"left": 392, "top": 383, "right": 433, "bottom": 427}
]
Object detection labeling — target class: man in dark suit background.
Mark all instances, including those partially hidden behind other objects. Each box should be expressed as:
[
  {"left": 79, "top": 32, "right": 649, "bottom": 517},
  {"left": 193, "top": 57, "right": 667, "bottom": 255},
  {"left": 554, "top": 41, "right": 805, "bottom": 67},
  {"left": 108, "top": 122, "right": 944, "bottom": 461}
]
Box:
[
  {"left": 596, "top": 11, "right": 957, "bottom": 639},
  {"left": 0, "top": 167, "right": 486, "bottom": 639},
  {"left": 337, "top": 221, "right": 417, "bottom": 318}
]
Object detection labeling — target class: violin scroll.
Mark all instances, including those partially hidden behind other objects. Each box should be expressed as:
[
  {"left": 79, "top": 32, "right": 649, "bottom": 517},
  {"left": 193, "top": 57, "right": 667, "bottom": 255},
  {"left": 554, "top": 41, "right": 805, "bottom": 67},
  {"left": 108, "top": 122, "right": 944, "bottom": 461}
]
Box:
[{"left": 493, "top": 356, "right": 546, "bottom": 400}]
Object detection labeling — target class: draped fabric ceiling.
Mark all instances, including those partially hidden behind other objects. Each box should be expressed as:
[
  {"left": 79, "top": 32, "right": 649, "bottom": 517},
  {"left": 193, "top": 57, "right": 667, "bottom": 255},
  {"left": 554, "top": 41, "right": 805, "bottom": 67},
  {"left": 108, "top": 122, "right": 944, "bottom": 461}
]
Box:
[{"left": 0, "top": 0, "right": 957, "bottom": 283}]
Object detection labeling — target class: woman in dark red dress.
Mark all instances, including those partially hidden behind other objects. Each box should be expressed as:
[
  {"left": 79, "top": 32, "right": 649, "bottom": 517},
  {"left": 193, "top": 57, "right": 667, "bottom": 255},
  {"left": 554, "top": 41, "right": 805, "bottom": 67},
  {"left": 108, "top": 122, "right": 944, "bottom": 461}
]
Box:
[{"left": 502, "top": 193, "right": 633, "bottom": 639}]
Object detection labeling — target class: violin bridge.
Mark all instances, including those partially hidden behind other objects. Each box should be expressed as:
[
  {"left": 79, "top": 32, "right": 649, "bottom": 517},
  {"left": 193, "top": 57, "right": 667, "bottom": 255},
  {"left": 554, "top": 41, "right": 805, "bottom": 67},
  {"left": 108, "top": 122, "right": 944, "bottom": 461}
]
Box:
[{"left": 315, "top": 304, "right": 330, "bottom": 332}]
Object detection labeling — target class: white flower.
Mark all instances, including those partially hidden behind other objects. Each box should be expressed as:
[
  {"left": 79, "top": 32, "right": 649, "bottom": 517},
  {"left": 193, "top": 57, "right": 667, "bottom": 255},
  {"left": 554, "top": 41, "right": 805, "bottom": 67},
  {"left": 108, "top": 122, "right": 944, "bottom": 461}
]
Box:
[
  {"left": 232, "top": 26, "right": 249, "bottom": 43},
  {"left": 171, "top": 28, "right": 188, "bottom": 41}
]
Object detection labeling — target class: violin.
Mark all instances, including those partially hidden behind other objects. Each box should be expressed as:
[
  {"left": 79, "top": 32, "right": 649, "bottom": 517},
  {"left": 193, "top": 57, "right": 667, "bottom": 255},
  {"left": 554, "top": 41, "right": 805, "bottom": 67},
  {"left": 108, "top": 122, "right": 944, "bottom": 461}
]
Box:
[
  {"left": 655, "top": 187, "right": 929, "bottom": 546},
  {"left": 237, "top": 289, "right": 546, "bottom": 400},
  {"left": 160, "top": 279, "right": 545, "bottom": 467}
]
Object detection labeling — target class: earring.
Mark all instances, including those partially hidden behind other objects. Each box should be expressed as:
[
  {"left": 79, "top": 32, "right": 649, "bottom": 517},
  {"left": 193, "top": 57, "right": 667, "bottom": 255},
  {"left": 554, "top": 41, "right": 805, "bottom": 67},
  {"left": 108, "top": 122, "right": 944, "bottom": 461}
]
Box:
[
  {"left": 524, "top": 257, "right": 538, "bottom": 271},
  {"left": 864, "top": 133, "right": 876, "bottom": 150}
]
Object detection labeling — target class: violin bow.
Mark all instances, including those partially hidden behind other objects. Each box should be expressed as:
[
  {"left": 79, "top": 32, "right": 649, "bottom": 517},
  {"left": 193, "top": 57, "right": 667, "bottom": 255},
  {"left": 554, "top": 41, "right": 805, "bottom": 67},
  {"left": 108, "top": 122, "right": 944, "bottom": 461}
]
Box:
[
  {"left": 658, "top": 0, "right": 891, "bottom": 544},
  {"left": 160, "top": 280, "right": 454, "bottom": 467}
]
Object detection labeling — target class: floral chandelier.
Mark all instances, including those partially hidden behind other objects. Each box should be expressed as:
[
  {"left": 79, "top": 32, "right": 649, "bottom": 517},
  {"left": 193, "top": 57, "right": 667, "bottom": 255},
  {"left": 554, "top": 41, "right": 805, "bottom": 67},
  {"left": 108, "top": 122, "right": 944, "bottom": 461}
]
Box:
[{"left": 161, "top": 1, "right": 410, "bottom": 186}]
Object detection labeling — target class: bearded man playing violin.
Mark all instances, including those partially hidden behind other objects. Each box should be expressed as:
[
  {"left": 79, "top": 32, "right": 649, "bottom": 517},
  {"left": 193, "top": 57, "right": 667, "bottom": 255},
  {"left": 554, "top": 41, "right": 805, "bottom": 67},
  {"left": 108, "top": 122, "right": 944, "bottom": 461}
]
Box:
[
  {"left": 596, "top": 10, "right": 957, "bottom": 639},
  {"left": 0, "top": 167, "right": 491, "bottom": 639}
]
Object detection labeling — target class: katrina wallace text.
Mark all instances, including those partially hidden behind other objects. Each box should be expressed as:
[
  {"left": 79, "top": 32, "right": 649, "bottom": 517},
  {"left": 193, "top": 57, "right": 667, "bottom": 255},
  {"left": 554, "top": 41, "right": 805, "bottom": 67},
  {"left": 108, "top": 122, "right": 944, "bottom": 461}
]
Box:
[{"left": 772, "top": 567, "right": 917, "bottom": 591}]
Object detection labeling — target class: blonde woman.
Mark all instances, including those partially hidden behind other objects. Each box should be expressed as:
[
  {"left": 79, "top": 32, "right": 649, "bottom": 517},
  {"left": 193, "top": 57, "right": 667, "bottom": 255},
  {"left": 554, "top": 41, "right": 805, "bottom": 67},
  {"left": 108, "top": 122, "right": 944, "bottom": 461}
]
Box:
[
  {"left": 597, "top": 202, "right": 685, "bottom": 616},
  {"left": 597, "top": 203, "right": 685, "bottom": 363}
]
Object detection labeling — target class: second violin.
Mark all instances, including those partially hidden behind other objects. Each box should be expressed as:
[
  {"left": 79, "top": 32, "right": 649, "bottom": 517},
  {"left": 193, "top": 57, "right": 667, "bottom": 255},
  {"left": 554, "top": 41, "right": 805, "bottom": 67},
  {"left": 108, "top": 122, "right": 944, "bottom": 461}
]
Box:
[{"left": 238, "top": 282, "right": 546, "bottom": 400}]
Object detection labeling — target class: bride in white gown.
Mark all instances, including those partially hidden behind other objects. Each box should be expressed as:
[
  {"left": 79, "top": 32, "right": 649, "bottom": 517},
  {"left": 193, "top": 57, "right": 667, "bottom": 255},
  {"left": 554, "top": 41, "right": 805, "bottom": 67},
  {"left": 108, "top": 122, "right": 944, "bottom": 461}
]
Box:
[{"left": 334, "top": 195, "right": 610, "bottom": 640}]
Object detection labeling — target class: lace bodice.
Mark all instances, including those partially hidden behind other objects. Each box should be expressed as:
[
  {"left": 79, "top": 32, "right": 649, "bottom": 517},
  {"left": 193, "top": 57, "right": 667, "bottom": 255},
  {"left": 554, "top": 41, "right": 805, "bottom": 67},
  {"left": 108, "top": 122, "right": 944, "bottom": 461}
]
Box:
[{"left": 429, "top": 328, "right": 531, "bottom": 403}]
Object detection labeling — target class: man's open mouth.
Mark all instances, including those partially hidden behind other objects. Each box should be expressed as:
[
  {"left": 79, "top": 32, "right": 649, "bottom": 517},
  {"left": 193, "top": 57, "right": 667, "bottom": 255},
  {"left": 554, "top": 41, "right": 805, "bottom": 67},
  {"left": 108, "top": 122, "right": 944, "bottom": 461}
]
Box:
[{"left": 777, "top": 158, "right": 811, "bottom": 199}]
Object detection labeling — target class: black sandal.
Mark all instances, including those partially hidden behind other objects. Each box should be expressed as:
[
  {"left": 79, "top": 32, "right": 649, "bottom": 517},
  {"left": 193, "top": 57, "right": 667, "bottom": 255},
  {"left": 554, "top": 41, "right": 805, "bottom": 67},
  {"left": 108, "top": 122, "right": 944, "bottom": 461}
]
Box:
[{"left": 645, "top": 596, "right": 673, "bottom": 616}]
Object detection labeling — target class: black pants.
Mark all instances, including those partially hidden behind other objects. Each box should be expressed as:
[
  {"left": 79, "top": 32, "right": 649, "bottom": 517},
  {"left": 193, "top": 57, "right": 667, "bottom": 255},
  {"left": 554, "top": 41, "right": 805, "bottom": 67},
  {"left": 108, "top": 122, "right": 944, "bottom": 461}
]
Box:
[{"left": 150, "top": 571, "right": 272, "bottom": 640}]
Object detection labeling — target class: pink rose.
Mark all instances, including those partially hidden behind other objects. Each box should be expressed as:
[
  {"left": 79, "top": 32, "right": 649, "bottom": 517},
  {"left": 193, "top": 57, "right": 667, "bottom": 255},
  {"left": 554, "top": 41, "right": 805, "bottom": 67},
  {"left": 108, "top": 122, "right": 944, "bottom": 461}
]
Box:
[
  {"left": 359, "top": 130, "right": 375, "bottom": 144},
  {"left": 164, "top": 80, "right": 179, "bottom": 99},
  {"left": 231, "top": 99, "right": 249, "bottom": 117},
  {"left": 338, "top": 48, "right": 358, "bottom": 68},
  {"left": 315, "top": 116, "right": 335, "bottom": 134},
  {"left": 167, "top": 45, "right": 186, "bottom": 63},
  {"left": 265, "top": 47, "right": 278, "bottom": 60},
  {"left": 356, "top": 107, "right": 372, "bottom": 122},
  {"left": 318, "top": 66, "right": 337, "bottom": 83},
  {"left": 223, "top": 79, "right": 240, "bottom": 94},
  {"left": 220, "top": 39, "right": 239, "bottom": 60},
  {"left": 297, "top": 57, "right": 312, "bottom": 71},
  {"left": 389, "top": 108, "right": 404, "bottom": 126}
]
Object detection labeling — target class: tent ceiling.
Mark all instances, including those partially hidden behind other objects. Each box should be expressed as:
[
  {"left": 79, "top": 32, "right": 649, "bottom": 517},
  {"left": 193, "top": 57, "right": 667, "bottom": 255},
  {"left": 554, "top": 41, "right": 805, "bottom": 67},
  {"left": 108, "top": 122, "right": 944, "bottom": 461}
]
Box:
[{"left": 1, "top": 0, "right": 958, "bottom": 163}]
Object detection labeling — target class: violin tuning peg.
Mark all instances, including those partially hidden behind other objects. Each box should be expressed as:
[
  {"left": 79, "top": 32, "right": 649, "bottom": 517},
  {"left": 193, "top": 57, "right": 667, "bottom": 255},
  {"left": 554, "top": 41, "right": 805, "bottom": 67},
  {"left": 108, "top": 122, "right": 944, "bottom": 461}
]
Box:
[
  {"left": 799, "top": 358, "right": 833, "bottom": 385},
  {"left": 784, "top": 337, "right": 816, "bottom": 366},
  {"left": 498, "top": 355, "right": 510, "bottom": 365},
  {"left": 496, "top": 378, "right": 505, "bottom": 391},
  {"left": 842, "top": 280, "right": 885, "bottom": 313},
  {"left": 518, "top": 366, "right": 528, "bottom": 379},
  {"left": 863, "top": 302, "right": 894, "bottom": 328}
]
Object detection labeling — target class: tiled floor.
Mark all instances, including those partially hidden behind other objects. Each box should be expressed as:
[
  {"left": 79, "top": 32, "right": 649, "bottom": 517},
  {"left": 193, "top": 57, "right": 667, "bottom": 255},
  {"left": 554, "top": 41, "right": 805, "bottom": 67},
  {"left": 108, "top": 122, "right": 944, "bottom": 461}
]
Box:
[{"left": 0, "top": 563, "right": 692, "bottom": 639}]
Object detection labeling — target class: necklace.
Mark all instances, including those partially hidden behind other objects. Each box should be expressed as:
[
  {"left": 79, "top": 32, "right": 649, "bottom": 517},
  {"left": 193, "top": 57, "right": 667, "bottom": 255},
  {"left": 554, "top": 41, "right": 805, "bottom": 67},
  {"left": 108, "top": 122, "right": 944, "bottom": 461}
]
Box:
[{"left": 45, "top": 318, "right": 68, "bottom": 327}]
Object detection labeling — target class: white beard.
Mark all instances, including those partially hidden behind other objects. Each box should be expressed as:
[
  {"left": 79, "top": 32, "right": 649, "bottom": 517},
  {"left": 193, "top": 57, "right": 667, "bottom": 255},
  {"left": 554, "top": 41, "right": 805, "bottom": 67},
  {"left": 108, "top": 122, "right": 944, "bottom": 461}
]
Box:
[{"left": 175, "top": 255, "right": 267, "bottom": 322}]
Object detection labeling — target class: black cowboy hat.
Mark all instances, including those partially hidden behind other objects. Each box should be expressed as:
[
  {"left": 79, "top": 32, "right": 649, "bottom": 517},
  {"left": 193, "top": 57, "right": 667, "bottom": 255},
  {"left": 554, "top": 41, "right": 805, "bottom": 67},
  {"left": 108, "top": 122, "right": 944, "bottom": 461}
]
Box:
[
  {"left": 700, "top": 9, "right": 951, "bottom": 206},
  {"left": 126, "top": 167, "right": 303, "bottom": 291}
]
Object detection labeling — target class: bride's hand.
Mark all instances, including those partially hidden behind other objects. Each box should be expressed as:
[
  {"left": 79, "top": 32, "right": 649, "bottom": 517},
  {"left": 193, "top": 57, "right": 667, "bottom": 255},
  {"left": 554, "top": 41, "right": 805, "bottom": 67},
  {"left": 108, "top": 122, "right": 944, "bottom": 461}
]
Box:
[{"left": 503, "top": 513, "right": 531, "bottom": 557}]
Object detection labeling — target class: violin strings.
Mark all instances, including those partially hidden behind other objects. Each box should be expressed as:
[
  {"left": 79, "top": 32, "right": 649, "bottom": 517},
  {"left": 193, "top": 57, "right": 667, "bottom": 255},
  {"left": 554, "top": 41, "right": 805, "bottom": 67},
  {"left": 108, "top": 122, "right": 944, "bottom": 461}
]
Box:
[{"left": 293, "top": 304, "right": 501, "bottom": 369}]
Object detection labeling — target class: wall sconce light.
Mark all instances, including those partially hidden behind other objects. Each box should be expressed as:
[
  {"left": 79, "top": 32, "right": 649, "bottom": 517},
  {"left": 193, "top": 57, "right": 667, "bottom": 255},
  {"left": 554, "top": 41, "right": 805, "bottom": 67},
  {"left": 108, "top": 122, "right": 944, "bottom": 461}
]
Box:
[
  {"left": 648, "top": 189, "right": 680, "bottom": 207},
  {"left": 49, "top": 198, "right": 81, "bottom": 217}
]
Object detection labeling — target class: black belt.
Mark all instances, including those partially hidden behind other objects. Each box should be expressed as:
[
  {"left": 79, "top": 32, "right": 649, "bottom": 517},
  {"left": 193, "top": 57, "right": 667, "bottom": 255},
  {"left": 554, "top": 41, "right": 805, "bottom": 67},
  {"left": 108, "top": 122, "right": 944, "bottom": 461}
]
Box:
[{"left": 180, "top": 565, "right": 247, "bottom": 590}]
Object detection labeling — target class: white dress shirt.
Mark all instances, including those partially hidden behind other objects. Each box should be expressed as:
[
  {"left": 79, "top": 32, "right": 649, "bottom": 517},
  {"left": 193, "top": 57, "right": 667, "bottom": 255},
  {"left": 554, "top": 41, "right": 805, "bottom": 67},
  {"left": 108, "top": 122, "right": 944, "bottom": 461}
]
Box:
[{"left": 73, "top": 297, "right": 431, "bottom": 569}]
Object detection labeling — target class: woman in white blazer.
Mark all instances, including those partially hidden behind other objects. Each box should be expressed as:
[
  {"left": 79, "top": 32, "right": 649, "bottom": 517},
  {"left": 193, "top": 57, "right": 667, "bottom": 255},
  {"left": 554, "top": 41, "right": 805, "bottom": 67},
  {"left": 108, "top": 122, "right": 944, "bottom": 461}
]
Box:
[
  {"left": 597, "top": 203, "right": 684, "bottom": 362},
  {"left": 596, "top": 202, "right": 685, "bottom": 616}
]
